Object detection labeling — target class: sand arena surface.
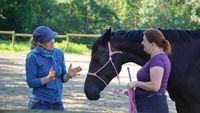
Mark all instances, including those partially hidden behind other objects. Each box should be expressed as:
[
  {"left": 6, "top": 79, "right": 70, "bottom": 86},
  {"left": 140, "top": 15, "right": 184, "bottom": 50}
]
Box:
[{"left": 0, "top": 52, "right": 176, "bottom": 113}]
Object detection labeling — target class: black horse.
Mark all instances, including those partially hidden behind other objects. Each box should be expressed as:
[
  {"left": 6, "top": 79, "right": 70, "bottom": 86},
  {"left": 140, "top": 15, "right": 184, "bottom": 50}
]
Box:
[{"left": 84, "top": 28, "right": 200, "bottom": 113}]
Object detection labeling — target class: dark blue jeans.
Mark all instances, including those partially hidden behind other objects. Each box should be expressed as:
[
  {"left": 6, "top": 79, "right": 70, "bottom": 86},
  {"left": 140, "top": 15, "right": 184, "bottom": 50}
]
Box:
[
  {"left": 135, "top": 93, "right": 169, "bottom": 113},
  {"left": 28, "top": 98, "right": 64, "bottom": 110}
]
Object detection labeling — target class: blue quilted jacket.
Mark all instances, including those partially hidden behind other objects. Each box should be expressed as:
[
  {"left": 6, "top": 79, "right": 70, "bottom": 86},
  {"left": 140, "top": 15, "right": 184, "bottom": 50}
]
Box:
[{"left": 26, "top": 45, "right": 67, "bottom": 102}]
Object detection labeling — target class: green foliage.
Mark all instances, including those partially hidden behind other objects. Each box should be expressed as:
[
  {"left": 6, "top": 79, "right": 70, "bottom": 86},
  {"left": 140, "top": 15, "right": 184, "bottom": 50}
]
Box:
[
  {"left": 138, "top": 0, "right": 200, "bottom": 29},
  {"left": 0, "top": 0, "right": 200, "bottom": 36},
  {"left": 55, "top": 41, "right": 90, "bottom": 54}
]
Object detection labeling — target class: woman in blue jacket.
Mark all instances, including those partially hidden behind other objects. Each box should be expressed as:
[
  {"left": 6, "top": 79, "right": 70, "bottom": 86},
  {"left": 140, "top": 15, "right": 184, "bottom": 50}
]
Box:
[{"left": 26, "top": 26, "right": 82, "bottom": 110}]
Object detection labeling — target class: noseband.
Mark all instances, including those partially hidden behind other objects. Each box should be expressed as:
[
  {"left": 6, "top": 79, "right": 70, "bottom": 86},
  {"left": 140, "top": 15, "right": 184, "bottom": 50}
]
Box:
[{"left": 88, "top": 42, "right": 123, "bottom": 93}]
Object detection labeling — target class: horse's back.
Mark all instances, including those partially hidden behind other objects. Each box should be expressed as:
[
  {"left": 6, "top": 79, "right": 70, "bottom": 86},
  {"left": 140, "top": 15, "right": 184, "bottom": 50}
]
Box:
[{"left": 159, "top": 29, "right": 200, "bottom": 42}]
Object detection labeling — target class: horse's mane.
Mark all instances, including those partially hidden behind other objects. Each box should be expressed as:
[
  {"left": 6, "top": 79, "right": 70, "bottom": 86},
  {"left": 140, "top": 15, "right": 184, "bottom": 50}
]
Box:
[
  {"left": 111, "top": 30, "right": 144, "bottom": 43},
  {"left": 111, "top": 29, "right": 200, "bottom": 44},
  {"left": 91, "top": 37, "right": 106, "bottom": 55},
  {"left": 92, "top": 28, "right": 200, "bottom": 53}
]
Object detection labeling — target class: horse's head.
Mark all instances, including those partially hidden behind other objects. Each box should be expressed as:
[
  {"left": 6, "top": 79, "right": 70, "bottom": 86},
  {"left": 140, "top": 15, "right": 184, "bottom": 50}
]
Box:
[{"left": 84, "top": 28, "right": 124, "bottom": 100}]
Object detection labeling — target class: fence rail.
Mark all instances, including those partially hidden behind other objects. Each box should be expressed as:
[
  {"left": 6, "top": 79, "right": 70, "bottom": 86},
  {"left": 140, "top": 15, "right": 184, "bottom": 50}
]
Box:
[
  {"left": 0, "top": 31, "right": 101, "bottom": 48},
  {"left": 0, "top": 31, "right": 15, "bottom": 34}
]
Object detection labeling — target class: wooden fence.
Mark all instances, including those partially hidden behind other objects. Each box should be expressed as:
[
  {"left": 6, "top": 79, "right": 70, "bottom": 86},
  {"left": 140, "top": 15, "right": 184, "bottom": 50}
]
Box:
[{"left": 0, "top": 31, "right": 100, "bottom": 48}]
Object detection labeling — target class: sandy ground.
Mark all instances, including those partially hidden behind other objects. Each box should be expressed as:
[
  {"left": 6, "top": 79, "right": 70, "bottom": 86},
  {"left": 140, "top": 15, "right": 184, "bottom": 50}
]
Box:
[{"left": 0, "top": 52, "right": 177, "bottom": 113}]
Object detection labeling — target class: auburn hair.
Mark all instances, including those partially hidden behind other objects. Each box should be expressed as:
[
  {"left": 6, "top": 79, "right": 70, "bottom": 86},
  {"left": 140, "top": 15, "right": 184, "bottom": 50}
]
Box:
[{"left": 144, "top": 28, "right": 171, "bottom": 55}]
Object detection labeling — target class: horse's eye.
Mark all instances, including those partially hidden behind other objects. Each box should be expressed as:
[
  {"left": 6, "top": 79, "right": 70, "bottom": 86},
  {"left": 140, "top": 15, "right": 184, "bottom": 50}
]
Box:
[
  {"left": 93, "top": 57, "right": 97, "bottom": 61},
  {"left": 92, "top": 56, "right": 99, "bottom": 62}
]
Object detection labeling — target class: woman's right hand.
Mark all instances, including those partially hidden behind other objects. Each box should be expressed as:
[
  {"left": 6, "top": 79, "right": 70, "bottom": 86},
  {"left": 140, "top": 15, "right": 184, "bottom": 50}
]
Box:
[
  {"left": 47, "top": 68, "right": 56, "bottom": 81},
  {"left": 41, "top": 68, "right": 55, "bottom": 85},
  {"left": 127, "top": 81, "right": 136, "bottom": 89}
]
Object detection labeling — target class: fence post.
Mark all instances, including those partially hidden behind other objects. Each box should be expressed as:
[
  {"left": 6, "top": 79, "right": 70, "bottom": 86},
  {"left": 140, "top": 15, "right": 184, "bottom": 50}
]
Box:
[
  {"left": 66, "top": 34, "right": 69, "bottom": 49},
  {"left": 66, "top": 34, "right": 69, "bottom": 42},
  {"left": 11, "top": 31, "right": 15, "bottom": 49}
]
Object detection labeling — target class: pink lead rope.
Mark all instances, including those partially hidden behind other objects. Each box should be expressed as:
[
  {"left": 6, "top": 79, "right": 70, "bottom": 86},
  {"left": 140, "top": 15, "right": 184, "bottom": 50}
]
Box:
[
  {"left": 127, "top": 67, "right": 137, "bottom": 113},
  {"left": 128, "top": 88, "right": 136, "bottom": 113}
]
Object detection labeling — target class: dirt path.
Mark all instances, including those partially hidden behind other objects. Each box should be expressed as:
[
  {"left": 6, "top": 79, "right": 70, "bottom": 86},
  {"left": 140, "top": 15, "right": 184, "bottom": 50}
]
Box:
[{"left": 0, "top": 52, "right": 177, "bottom": 113}]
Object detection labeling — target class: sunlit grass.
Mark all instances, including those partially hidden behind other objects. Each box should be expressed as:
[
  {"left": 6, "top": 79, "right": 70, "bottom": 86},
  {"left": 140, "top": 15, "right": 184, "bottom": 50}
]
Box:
[
  {"left": 0, "top": 41, "right": 30, "bottom": 52},
  {"left": 0, "top": 40, "right": 90, "bottom": 54},
  {"left": 55, "top": 41, "right": 90, "bottom": 54}
]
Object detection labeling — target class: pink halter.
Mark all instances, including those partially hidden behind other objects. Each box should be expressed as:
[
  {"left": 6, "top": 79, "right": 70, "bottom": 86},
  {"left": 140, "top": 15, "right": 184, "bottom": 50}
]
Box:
[
  {"left": 88, "top": 42, "right": 123, "bottom": 93},
  {"left": 88, "top": 42, "right": 137, "bottom": 113}
]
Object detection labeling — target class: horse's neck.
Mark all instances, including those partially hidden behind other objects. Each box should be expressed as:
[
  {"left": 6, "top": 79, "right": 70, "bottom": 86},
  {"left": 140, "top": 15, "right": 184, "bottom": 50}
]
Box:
[
  {"left": 111, "top": 30, "right": 148, "bottom": 66},
  {"left": 123, "top": 52, "right": 148, "bottom": 66},
  {"left": 111, "top": 41, "right": 148, "bottom": 66}
]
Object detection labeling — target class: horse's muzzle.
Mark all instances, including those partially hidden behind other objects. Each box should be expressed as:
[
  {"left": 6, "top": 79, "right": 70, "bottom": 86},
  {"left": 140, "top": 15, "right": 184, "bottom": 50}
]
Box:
[{"left": 84, "top": 87, "right": 100, "bottom": 100}]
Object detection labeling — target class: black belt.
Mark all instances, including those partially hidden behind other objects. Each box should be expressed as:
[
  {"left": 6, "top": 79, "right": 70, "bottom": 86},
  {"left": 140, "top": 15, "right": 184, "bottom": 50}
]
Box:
[
  {"left": 30, "top": 98, "right": 62, "bottom": 104},
  {"left": 136, "top": 92, "right": 164, "bottom": 98},
  {"left": 38, "top": 101, "right": 63, "bottom": 104}
]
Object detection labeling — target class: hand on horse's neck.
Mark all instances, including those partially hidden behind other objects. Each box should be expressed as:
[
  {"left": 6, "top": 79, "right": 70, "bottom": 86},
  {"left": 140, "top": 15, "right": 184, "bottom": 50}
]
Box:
[{"left": 151, "top": 47, "right": 164, "bottom": 58}]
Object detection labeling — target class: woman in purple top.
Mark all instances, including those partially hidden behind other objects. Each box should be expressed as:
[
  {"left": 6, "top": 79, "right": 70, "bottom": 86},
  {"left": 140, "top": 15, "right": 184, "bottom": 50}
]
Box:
[{"left": 127, "top": 28, "right": 171, "bottom": 113}]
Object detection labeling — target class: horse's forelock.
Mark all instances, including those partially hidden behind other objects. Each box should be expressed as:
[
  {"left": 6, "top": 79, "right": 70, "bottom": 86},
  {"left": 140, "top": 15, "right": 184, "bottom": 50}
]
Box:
[{"left": 92, "top": 35, "right": 109, "bottom": 52}]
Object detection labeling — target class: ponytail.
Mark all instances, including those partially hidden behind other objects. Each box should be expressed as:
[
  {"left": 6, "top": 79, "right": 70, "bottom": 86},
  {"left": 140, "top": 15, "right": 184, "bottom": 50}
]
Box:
[{"left": 163, "top": 39, "right": 171, "bottom": 55}]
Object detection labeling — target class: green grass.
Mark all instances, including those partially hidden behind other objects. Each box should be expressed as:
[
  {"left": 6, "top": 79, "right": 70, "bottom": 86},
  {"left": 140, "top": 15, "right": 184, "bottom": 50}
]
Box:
[
  {"left": 0, "top": 40, "right": 90, "bottom": 54},
  {"left": 0, "top": 41, "right": 30, "bottom": 52},
  {"left": 55, "top": 41, "right": 90, "bottom": 54}
]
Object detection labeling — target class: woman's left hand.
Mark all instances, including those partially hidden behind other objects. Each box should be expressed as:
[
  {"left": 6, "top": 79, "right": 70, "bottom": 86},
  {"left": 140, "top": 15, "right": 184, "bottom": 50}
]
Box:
[{"left": 67, "top": 64, "right": 82, "bottom": 78}]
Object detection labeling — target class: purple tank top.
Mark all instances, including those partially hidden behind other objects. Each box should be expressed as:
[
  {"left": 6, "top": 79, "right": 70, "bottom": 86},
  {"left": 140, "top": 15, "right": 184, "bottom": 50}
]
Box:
[{"left": 135, "top": 53, "right": 171, "bottom": 95}]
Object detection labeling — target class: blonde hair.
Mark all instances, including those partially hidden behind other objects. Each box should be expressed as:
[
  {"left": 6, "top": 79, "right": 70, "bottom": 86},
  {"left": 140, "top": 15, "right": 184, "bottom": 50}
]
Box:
[{"left": 30, "top": 37, "right": 38, "bottom": 50}]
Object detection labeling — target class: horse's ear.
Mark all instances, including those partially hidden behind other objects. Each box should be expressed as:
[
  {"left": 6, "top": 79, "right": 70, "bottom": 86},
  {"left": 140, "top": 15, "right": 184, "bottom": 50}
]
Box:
[{"left": 100, "top": 27, "right": 111, "bottom": 44}]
